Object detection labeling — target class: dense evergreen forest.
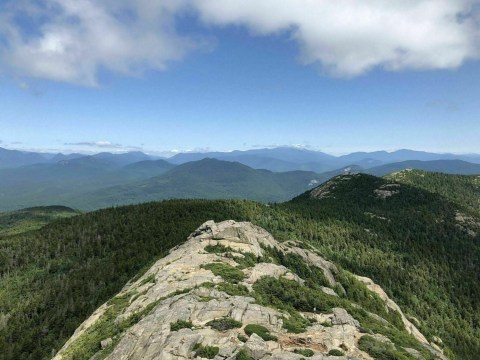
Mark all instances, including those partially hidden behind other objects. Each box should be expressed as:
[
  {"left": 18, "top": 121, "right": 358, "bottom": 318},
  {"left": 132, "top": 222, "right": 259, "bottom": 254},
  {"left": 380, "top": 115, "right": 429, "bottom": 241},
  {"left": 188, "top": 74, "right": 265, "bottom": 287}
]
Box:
[
  {"left": 386, "top": 170, "right": 480, "bottom": 216},
  {"left": 0, "top": 174, "right": 479, "bottom": 359}
]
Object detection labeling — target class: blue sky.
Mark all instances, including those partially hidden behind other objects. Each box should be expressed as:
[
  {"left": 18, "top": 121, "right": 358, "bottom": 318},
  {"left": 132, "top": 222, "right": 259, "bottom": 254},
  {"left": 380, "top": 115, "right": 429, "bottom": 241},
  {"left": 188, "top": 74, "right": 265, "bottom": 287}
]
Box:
[{"left": 0, "top": 1, "right": 479, "bottom": 156}]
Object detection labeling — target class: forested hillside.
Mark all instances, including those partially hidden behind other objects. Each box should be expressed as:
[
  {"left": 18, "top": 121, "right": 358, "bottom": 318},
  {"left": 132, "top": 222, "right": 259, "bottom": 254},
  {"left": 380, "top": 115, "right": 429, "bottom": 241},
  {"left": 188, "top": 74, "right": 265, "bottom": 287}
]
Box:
[
  {"left": 0, "top": 174, "right": 479, "bottom": 359},
  {"left": 0, "top": 206, "right": 78, "bottom": 237},
  {"left": 386, "top": 170, "right": 480, "bottom": 216}
]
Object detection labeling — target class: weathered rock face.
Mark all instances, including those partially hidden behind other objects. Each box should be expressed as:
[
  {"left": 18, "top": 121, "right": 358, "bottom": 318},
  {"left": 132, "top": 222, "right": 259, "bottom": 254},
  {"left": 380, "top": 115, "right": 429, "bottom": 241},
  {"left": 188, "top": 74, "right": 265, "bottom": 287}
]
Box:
[{"left": 54, "top": 220, "right": 445, "bottom": 360}]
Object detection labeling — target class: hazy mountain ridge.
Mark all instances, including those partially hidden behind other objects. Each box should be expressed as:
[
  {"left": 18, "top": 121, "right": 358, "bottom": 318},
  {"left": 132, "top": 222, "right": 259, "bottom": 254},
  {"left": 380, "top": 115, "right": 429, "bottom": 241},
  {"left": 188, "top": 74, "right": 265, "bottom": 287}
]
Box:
[
  {"left": 1, "top": 149, "right": 480, "bottom": 211},
  {"left": 2, "top": 146, "right": 480, "bottom": 172},
  {"left": 72, "top": 158, "right": 326, "bottom": 209}
]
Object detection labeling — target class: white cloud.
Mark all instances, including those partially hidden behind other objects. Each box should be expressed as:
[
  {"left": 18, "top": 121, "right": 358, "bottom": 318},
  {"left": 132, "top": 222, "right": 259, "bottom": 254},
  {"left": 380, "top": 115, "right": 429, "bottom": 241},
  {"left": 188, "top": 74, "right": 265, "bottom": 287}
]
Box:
[
  {"left": 0, "top": 0, "right": 478, "bottom": 84},
  {"left": 0, "top": 0, "right": 203, "bottom": 85},
  {"left": 191, "top": 0, "right": 480, "bottom": 76}
]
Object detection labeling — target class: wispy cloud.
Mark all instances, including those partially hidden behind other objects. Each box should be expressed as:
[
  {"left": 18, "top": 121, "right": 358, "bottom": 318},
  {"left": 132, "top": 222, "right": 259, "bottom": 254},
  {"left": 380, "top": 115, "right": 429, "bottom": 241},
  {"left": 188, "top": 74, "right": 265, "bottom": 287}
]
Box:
[
  {"left": 64, "top": 140, "right": 143, "bottom": 151},
  {"left": 0, "top": 0, "right": 479, "bottom": 84}
]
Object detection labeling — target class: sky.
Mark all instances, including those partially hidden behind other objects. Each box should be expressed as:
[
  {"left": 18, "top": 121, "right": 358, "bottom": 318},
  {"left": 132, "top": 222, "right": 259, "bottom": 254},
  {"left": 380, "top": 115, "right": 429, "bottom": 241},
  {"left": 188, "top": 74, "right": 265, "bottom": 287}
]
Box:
[{"left": 0, "top": 0, "right": 479, "bottom": 156}]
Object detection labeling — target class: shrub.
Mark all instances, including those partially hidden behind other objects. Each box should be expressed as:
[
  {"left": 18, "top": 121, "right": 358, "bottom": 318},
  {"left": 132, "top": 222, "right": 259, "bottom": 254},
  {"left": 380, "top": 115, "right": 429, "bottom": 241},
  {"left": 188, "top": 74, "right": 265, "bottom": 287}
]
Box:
[
  {"left": 217, "top": 282, "right": 250, "bottom": 296},
  {"left": 327, "top": 349, "right": 345, "bottom": 356},
  {"left": 244, "top": 324, "right": 277, "bottom": 341},
  {"left": 238, "top": 334, "right": 249, "bottom": 343},
  {"left": 236, "top": 348, "right": 252, "bottom": 360},
  {"left": 205, "top": 244, "right": 232, "bottom": 254},
  {"left": 203, "top": 263, "right": 245, "bottom": 283},
  {"left": 358, "top": 335, "right": 411, "bottom": 360},
  {"left": 170, "top": 320, "right": 193, "bottom": 331},
  {"left": 282, "top": 311, "right": 311, "bottom": 333},
  {"left": 234, "top": 252, "right": 259, "bottom": 269},
  {"left": 294, "top": 348, "right": 315, "bottom": 357},
  {"left": 194, "top": 344, "right": 219, "bottom": 359},
  {"left": 207, "top": 317, "right": 242, "bottom": 331}
]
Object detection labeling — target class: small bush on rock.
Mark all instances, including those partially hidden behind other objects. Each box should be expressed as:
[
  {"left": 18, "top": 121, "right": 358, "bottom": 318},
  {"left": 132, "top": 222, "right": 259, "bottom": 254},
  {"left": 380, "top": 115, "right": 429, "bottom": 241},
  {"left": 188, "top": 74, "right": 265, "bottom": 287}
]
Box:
[
  {"left": 294, "top": 348, "right": 315, "bottom": 357},
  {"left": 207, "top": 317, "right": 242, "bottom": 331},
  {"left": 170, "top": 320, "right": 193, "bottom": 331},
  {"left": 328, "top": 349, "right": 345, "bottom": 356},
  {"left": 194, "top": 343, "right": 219, "bottom": 359},
  {"left": 244, "top": 324, "right": 277, "bottom": 341}
]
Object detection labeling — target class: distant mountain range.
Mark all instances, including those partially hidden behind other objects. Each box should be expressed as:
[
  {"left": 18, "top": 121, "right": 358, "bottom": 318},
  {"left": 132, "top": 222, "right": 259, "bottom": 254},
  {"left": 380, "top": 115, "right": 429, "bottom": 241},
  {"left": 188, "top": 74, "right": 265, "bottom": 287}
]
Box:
[
  {"left": 2, "top": 146, "right": 480, "bottom": 172},
  {"left": 168, "top": 147, "right": 480, "bottom": 172},
  {"left": 1, "top": 146, "right": 480, "bottom": 211}
]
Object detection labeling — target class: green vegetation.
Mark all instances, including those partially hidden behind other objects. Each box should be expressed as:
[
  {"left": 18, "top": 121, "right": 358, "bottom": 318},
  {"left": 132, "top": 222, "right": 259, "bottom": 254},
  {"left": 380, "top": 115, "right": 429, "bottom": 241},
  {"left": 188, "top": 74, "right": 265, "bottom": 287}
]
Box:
[
  {"left": 1, "top": 173, "right": 480, "bottom": 359},
  {"left": 204, "top": 244, "right": 232, "bottom": 253},
  {"left": 202, "top": 262, "right": 245, "bottom": 283},
  {"left": 206, "top": 318, "right": 242, "bottom": 331},
  {"left": 140, "top": 273, "right": 156, "bottom": 285},
  {"left": 261, "top": 246, "right": 329, "bottom": 288},
  {"left": 216, "top": 282, "right": 250, "bottom": 296},
  {"left": 244, "top": 324, "right": 277, "bottom": 341},
  {"left": 294, "top": 348, "right": 315, "bottom": 357},
  {"left": 193, "top": 343, "right": 219, "bottom": 359},
  {"left": 233, "top": 252, "right": 259, "bottom": 269},
  {"left": 236, "top": 348, "right": 252, "bottom": 360},
  {"left": 358, "top": 335, "right": 413, "bottom": 360},
  {"left": 170, "top": 320, "right": 193, "bottom": 331},
  {"left": 61, "top": 294, "right": 162, "bottom": 360},
  {"left": 237, "top": 334, "right": 249, "bottom": 343},
  {"left": 282, "top": 311, "right": 312, "bottom": 334},
  {"left": 327, "top": 349, "right": 345, "bottom": 356},
  {"left": 386, "top": 170, "right": 480, "bottom": 216},
  {"left": 0, "top": 206, "right": 78, "bottom": 237}
]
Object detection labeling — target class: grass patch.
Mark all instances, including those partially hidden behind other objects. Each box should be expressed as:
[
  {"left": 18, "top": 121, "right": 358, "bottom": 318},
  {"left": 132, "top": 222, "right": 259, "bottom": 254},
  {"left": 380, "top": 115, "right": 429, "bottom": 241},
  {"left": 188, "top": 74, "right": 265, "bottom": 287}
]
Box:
[
  {"left": 202, "top": 262, "right": 245, "bottom": 283},
  {"left": 244, "top": 324, "right": 277, "bottom": 341}
]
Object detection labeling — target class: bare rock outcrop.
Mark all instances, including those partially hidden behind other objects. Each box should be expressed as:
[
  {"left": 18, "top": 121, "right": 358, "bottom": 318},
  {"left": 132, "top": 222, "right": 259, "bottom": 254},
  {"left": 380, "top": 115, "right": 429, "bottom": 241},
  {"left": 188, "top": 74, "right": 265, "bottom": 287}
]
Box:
[{"left": 54, "top": 220, "right": 443, "bottom": 360}]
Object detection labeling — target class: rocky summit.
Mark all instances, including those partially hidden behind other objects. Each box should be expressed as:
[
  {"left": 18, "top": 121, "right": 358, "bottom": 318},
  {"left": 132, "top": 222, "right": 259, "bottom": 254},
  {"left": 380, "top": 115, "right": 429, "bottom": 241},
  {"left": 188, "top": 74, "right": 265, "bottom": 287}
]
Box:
[{"left": 54, "top": 220, "right": 447, "bottom": 360}]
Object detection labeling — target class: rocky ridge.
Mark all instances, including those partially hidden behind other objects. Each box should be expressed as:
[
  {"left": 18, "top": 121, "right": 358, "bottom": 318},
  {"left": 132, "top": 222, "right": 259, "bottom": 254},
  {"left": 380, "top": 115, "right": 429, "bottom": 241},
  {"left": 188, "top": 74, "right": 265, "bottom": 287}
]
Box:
[{"left": 54, "top": 220, "right": 446, "bottom": 360}]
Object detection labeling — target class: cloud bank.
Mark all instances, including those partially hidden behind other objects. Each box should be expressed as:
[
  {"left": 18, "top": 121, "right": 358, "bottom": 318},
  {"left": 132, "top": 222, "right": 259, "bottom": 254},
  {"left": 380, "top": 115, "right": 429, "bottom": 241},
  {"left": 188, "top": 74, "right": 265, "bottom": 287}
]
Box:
[{"left": 0, "top": 0, "right": 479, "bottom": 84}]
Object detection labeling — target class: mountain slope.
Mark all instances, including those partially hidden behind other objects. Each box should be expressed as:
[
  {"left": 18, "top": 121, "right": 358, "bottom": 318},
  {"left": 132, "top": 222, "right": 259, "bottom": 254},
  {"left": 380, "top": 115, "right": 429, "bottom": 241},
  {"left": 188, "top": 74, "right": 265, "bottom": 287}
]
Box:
[
  {"left": 1, "top": 176, "right": 479, "bottom": 359},
  {"left": 0, "top": 147, "right": 48, "bottom": 169},
  {"left": 0, "top": 158, "right": 176, "bottom": 211},
  {"left": 289, "top": 174, "right": 480, "bottom": 359},
  {"left": 0, "top": 206, "right": 79, "bottom": 237},
  {"left": 54, "top": 220, "right": 445, "bottom": 360},
  {"left": 385, "top": 170, "right": 480, "bottom": 216}
]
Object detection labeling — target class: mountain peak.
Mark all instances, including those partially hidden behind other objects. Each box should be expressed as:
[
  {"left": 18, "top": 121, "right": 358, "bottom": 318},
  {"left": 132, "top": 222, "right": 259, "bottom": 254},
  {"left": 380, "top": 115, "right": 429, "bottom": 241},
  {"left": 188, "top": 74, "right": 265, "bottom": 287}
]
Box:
[{"left": 54, "top": 220, "right": 444, "bottom": 360}]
